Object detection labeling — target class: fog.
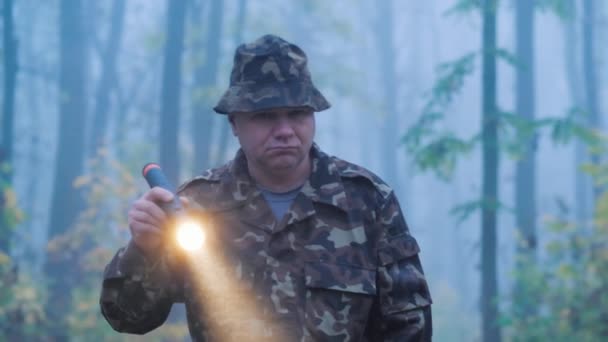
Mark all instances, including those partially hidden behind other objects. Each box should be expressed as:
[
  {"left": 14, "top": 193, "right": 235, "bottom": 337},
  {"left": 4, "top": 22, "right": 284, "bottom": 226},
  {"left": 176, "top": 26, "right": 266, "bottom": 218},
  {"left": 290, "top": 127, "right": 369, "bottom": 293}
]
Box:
[{"left": 1, "top": 0, "right": 606, "bottom": 340}]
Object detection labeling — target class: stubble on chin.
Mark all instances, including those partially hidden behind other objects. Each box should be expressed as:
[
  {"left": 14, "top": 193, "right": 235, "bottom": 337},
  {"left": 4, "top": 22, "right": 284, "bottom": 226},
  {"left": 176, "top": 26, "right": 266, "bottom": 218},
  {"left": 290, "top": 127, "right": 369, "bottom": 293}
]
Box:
[{"left": 264, "top": 155, "right": 300, "bottom": 172}]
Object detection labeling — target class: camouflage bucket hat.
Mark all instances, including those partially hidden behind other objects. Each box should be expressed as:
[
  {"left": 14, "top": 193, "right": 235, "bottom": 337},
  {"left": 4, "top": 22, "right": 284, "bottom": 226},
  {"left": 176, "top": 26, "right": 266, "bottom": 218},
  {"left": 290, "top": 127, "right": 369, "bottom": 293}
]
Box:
[{"left": 213, "top": 34, "right": 331, "bottom": 114}]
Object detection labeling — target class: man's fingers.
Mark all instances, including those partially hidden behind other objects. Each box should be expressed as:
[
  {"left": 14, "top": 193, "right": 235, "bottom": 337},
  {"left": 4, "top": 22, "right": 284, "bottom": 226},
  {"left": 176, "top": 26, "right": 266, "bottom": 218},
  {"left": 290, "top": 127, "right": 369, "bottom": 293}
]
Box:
[
  {"left": 132, "top": 199, "right": 168, "bottom": 223},
  {"left": 144, "top": 187, "right": 175, "bottom": 203},
  {"left": 129, "top": 187, "right": 179, "bottom": 253},
  {"left": 180, "top": 196, "right": 190, "bottom": 208},
  {"left": 130, "top": 222, "right": 163, "bottom": 252},
  {"left": 131, "top": 222, "right": 163, "bottom": 237},
  {"left": 129, "top": 209, "right": 165, "bottom": 228}
]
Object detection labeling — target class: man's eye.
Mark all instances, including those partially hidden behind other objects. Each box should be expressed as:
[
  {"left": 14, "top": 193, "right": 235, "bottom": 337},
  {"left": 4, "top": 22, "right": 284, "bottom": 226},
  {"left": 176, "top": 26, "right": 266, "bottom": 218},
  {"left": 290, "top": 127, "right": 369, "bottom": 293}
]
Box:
[
  {"left": 289, "top": 110, "right": 310, "bottom": 119},
  {"left": 252, "top": 112, "right": 273, "bottom": 120}
]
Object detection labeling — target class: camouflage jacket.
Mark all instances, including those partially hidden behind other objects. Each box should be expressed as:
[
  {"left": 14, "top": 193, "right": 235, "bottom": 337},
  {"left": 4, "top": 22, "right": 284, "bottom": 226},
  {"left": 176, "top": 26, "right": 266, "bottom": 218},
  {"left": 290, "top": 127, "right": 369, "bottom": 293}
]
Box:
[{"left": 100, "top": 144, "right": 432, "bottom": 341}]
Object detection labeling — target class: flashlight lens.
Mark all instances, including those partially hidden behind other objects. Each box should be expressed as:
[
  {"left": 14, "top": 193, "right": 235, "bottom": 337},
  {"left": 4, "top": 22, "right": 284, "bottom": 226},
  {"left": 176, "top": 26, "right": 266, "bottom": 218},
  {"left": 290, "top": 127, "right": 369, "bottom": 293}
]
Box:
[{"left": 176, "top": 221, "right": 205, "bottom": 251}]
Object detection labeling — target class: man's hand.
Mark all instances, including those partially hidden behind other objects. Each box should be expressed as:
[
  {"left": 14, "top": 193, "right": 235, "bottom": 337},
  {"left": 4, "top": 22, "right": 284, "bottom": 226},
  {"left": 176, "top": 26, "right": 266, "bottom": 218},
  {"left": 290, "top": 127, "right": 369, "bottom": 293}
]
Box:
[{"left": 128, "top": 187, "right": 184, "bottom": 256}]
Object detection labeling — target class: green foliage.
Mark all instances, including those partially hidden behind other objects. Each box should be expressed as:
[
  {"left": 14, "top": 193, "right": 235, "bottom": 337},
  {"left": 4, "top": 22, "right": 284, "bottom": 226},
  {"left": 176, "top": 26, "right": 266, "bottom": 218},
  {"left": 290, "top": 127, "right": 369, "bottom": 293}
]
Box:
[
  {"left": 37, "top": 151, "right": 189, "bottom": 340},
  {"left": 496, "top": 110, "right": 539, "bottom": 159},
  {"left": 444, "top": 0, "right": 482, "bottom": 17},
  {"left": 504, "top": 162, "right": 608, "bottom": 341},
  {"left": 402, "top": 52, "right": 477, "bottom": 181},
  {"left": 493, "top": 48, "right": 520, "bottom": 68},
  {"left": 0, "top": 162, "right": 24, "bottom": 248},
  {"left": 430, "top": 53, "right": 477, "bottom": 107},
  {"left": 0, "top": 166, "right": 45, "bottom": 340},
  {"left": 450, "top": 197, "right": 513, "bottom": 224},
  {"left": 1, "top": 187, "right": 23, "bottom": 231},
  {"left": 410, "top": 133, "right": 477, "bottom": 181},
  {"left": 553, "top": 113, "right": 604, "bottom": 149},
  {"left": 536, "top": 0, "right": 573, "bottom": 20},
  {"left": 0, "top": 257, "right": 47, "bottom": 341},
  {"left": 497, "top": 107, "right": 605, "bottom": 161}
]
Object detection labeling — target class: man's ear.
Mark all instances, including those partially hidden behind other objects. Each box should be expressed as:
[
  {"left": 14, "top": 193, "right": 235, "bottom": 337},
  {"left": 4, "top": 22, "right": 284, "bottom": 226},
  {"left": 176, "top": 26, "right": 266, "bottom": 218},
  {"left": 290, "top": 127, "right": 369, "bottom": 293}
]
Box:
[{"left": 228, "top": 115, "right": 238, "bottom": 136}]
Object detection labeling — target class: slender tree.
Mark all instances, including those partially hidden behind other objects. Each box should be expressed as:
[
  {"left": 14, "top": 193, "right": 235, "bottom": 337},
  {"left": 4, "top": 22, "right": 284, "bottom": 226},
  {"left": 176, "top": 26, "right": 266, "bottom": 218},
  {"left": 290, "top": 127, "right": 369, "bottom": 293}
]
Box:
[
  {"left": 375, "top": 0, "right": 400, "bottom": 191},
  {"left": 45, "top": 0, "right": 88, "bottom": 338},
  {"left": 582, "top": 0, "right": 601, "bottom": 201},
  {"left": 162, "top": 3, "right": 187, "bottom": 323},
  {"left": 216, "top": 0, "right": 247, "bottom": 164},
  {"left": 513, "top": 0, "right": 537, "bottom": 316},
  {"left": 560, "top": 0, "right": 591, "bottom": 226},
  {"left": 160, "top": 0, "right": 187, "bottom": 185},
  {"left": 21, "top": 0, "right": 43, "bottom": 261},
  {"left": 1, "top": 0, "right": 18, "bottom": 254},
  {"left": 88, "top": 0, "right": 126, "bottom": 159},
  {"left": 191, "top": 0, "right": 223, "bottom": 174},
  {"left": 355, "top": 2, "right": 376, "bottom": 169},
  {"left": 481, "top": 0, "right": 500, "bottom": 341}
]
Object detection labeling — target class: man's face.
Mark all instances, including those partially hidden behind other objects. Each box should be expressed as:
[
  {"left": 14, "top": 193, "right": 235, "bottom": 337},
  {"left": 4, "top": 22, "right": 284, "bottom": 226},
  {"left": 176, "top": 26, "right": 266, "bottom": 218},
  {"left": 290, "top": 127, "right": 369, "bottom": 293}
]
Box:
[{"left": 230, "top": 107, "right": 315, "bottom": 174}]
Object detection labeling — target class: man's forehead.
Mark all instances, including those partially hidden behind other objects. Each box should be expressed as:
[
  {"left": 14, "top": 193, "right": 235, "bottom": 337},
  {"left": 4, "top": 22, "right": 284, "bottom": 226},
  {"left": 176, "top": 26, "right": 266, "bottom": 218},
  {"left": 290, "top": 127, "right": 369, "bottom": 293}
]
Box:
[{"left": 232, "top": 106, "right": 314, "bottom": 115}]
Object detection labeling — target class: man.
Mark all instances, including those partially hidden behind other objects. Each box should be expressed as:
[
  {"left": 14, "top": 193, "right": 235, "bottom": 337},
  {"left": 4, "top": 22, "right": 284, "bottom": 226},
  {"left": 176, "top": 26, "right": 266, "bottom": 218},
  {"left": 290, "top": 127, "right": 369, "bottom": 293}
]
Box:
[{"left": 100, "top": 34, "right": 432, "bottom": 341}]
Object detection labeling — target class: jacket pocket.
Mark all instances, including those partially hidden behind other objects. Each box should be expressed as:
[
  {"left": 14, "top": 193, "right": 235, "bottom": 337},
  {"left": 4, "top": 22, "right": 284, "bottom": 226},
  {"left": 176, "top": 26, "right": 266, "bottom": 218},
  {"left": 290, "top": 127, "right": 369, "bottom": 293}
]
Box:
[
  {"left": 303, "top": 262, "right": 376, "bottom": 341},
  {"left": 377, "top": 234, "right": 432, "bottom": 316},
  {"left": 378, "top": 233, "right": 421, "bottom": 266},
  {"left": 305, "top": 262, "right": 377, "bottom": 295}
]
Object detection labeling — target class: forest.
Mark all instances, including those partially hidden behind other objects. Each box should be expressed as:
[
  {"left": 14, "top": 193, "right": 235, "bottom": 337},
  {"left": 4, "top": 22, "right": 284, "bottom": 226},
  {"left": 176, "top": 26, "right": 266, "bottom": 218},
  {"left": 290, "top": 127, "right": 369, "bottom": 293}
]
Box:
[{"left": 0, "top": 0, "right": 607, "bottom": 341}]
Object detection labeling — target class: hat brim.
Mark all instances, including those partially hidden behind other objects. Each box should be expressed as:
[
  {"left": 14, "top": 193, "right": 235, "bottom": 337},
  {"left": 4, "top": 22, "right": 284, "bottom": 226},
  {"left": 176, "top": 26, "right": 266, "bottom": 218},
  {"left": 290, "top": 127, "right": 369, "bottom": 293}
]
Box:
[{"left": 213, "top": 80, "right": 330, "bottom": 114}]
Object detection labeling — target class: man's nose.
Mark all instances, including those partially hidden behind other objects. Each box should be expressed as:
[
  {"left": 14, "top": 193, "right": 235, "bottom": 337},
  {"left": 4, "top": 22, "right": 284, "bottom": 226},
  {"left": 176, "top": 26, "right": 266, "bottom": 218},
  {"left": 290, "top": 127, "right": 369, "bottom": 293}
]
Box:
[{"left": 273, "top": 116, "right": 295, "bottom": 138}]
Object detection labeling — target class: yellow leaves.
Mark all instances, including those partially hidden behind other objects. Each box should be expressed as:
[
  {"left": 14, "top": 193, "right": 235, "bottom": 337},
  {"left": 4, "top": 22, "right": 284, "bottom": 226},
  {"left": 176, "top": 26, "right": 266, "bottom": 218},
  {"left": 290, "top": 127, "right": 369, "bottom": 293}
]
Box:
[
  {"left": 556, "top": 264, "right": 575, "bottom": 280},
  {"left": 81, "top": 247, "right": 114, "bottom": 272},
  {"left": 73, "top": 175, "right": 92, "bottom": 188},
  {"left": 14, "top": 284, "right": 38, "bottom": 302},
  {"left": 0, "top": 267, "right": 46, "bottom": 332},
  {"left": 0, "top": 251, "right": 10, "bottom": 265},
  {"left": 46, "top": 230, "right": 82, "bottom": 262},
  {"left": 1, "top": 187, "right": 24, "bottom": 227},
  {"left": 595, "top": 191, "right": 608, "bottom": 228},
  {"left": 4, "top": 187, "right": 17, "bottom": 208}
]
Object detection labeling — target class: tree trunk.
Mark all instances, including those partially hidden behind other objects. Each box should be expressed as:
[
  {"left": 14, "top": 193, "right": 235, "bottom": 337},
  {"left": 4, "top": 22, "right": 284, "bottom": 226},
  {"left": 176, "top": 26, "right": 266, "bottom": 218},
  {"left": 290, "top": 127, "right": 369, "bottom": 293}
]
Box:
[
  {"left": 160, "top": 4, "right": 187, "bottom": 326},
  {"left": 88, "top": 0, "right": 125, "bottom": 159},
  {"left": 561, "top": 0, "right": 592, "bottom": 227},
  {"left": 480, "top": 1, "right": 501, "bottom": 341},
  {"left": 22, "top": 1, "right": 42, "bottom": 262},
  {"left": 216, "top": 0, "right": 246, "bottom": 165},
  {"left": 355, "top": 2, "right": 375, "bottom": 169},
  {"left": 160, "top": 0, "right": 187, "bottom": 185},
  {"left": 513, "top": 0, "right": 537, "bottom": 317},
  {"left": 45, "top": 0, "right": 88, "bottom": 339},
  {"left": 1, "top": 0, "right": 18, "bottom": 254},
  {"left": 375, "top": 0, "right": 400, "bottom": 191},
  {"left": 192, "top": 0, "right": 223, "bottom": 174},
  {"left": 582, "top": 0, "right": 601, "bottom": 201}
]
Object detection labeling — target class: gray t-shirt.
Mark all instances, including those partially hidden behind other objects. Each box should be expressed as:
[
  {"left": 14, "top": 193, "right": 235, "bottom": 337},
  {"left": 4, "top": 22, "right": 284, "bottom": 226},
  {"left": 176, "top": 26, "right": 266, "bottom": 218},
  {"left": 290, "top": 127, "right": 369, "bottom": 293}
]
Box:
[{"left": 258, "top": 185, "right": 302, "bottom": 221}]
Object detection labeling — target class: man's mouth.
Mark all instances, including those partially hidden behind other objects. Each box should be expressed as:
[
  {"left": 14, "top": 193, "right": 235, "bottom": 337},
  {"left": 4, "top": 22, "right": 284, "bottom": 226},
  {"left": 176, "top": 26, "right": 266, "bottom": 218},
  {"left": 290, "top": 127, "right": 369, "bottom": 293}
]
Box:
[{"left": 267, "top": 146, "right": 298, "bottom": 155}]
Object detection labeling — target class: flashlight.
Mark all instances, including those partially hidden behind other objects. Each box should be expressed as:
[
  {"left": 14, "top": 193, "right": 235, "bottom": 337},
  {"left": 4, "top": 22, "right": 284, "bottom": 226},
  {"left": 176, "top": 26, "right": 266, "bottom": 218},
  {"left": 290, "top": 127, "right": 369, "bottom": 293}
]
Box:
[{"left": 142, "top": 163, "right": 205, "bottom": 251}]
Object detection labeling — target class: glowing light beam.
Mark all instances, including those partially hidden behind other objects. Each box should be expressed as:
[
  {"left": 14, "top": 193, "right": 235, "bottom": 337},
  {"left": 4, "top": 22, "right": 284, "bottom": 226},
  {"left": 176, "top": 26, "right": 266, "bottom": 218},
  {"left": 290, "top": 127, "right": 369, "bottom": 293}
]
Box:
[{"left": 175, "top": 220, "right": 206, "bottom": 251}]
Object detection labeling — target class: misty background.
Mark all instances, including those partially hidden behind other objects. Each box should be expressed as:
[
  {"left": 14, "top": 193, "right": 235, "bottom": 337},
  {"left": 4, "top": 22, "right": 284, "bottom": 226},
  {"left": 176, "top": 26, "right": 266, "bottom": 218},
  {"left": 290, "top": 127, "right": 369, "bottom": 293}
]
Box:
[{"left": 1, "top": 0, "right": 607, "bottom": 341}]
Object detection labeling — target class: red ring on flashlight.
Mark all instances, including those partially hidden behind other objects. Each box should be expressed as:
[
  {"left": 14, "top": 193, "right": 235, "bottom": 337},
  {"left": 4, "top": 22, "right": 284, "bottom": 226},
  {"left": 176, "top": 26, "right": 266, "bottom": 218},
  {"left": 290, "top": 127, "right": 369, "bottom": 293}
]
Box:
[{"left": 142, "top": 163, "right": 161, "bottom": 177}]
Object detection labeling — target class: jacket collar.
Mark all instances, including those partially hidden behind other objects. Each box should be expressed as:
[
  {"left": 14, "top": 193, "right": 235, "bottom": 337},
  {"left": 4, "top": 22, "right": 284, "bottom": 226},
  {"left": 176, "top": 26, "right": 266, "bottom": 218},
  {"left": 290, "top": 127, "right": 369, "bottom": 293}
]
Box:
[
  {"left": 225, "top": 144, "right": 348, "bottom": 209},
  {"left": 220, "top": 144, "right": 350, "bottom": 233}
]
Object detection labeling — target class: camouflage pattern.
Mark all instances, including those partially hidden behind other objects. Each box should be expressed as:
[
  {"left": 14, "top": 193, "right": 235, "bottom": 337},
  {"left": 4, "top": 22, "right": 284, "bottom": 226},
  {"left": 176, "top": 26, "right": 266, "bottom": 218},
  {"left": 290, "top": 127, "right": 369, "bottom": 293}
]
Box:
[
  {"left": 100, "top": 144, "right": 432, "bottom": 341},
  {"left": 213, "top": 34, "right": 330, "bottom": 114}
]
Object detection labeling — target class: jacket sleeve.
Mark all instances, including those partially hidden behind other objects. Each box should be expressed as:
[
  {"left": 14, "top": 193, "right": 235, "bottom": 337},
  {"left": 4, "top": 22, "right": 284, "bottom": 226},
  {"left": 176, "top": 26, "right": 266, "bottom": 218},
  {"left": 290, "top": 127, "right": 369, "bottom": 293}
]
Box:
[
  {"left": 372, "top": 192, "right": 433, "bottom": 341},
  {"left": 99, "top": 240, "right": 181, "bottom": 334}
]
